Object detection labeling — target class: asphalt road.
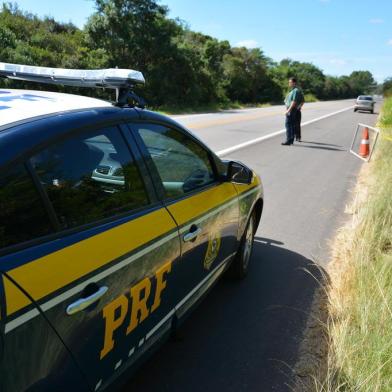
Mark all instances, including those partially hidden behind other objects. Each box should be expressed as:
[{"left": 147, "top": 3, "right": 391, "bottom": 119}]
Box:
[{"left": 122, "top": 100, "right": 380, "bottom": 391}]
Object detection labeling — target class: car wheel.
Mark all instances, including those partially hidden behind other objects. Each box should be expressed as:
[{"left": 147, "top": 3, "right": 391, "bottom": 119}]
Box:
[
  {"left": 354, "top": 108, "right": 357, "bottom": 112},
  {"left": 370, "top": 109, "right": 374, "bottom": 114},
  {"left": 229, "top": 211, "right": 256, "bottom": 280}
]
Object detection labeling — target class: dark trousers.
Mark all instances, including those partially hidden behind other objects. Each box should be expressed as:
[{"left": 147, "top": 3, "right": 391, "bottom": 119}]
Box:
[
  {"left": 285, "top": 111, "right": 296, "bottom": 143},
  {"left": 294, "top": 109, "right": 302, "bottom": 140}
]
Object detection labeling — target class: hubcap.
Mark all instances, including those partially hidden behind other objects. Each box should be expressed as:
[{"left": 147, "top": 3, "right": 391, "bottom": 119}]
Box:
[{"left": 243, "top": 217, "right": 254, "bottom": 270}]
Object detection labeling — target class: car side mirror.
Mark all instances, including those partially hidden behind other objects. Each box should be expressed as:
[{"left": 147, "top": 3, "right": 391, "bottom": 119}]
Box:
[{"left": 226, "top": 161, "right": 253, "bottom": 184}]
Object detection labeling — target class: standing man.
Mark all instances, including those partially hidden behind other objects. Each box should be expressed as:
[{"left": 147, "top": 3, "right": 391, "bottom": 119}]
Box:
[
  {"left": 282, "top": 77, "right": 304, "bottom": 145},
  {"left": 295, "top": 89, "right": 305, "bottom": 142}
]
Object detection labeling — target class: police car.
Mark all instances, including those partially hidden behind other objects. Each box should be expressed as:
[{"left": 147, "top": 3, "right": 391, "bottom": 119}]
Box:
[{"left": 0, "top": 63, "right": 263, "bottom": 391}]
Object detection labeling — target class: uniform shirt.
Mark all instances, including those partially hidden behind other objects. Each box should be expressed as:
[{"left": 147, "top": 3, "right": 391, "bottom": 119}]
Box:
[{"left": 284, "top": 87, "right": 304, "bottom": 109}]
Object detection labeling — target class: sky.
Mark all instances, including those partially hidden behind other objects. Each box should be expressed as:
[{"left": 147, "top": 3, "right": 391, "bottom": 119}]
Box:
[{"left": 10, "top": 0, "right": 392, "bottom": 83}]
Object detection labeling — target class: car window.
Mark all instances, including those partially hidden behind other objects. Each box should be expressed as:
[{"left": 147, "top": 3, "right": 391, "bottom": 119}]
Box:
[
  {"left": 136, "top": 124, "right": 216, "bottom": 198},
  {"left": 0, "top": 163, "right": 53, "bottom": 249},
  {"left": 31, "top": 127, "right": 150, "bottom": 230}
]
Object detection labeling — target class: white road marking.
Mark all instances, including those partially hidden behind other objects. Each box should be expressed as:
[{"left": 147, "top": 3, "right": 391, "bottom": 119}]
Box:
[
  {"left": 114, "top": 360, "right": 122, "bottom": 370},
  {"left": 128, "top": 347, "right": 135, "bottom": 357},
  {"left": 216, "top": 106, "right": 354, "bottom": 156},
  {"left": 95, "top": 380, "right": 102, "bottom": 391},
  {"left": 138, "top": 338, "right": 145, "bottom": 347}
]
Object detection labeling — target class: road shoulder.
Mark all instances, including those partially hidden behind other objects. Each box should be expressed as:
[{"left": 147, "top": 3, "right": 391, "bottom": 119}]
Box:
[{"left": 292, "top": 163, "right": 370, "bottom": 391}]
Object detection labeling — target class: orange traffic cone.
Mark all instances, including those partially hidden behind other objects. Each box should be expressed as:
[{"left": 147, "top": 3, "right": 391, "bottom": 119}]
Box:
[{"left": 359, "top": 127, "right": 370, "bottom": 158}]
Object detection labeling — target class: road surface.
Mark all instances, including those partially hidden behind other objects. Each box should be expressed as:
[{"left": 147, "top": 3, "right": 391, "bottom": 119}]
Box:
[{"left": 122, "top": 99, "right": 379, "bottom": 391}]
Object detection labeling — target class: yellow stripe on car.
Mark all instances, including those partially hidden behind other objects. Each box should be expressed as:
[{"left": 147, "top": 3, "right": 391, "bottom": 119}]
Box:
[
  {"left": 5, "top": 181, "right": 260, "bottom": 317},
  {"left": 5, "top": 208, "right": 177, "bottom": 316},
  {"left": 167, "top": 183, "right": 237, "bottom": 226}
]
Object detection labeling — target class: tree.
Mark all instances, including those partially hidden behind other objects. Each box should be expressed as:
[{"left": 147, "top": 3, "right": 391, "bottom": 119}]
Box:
[
  {"left": 86, "top": 0, "right": 187, "bottom": 105},
  {"left": 321, "top": 75, "right": 356, "bottom": 99},
  {"left": 0, "top": 3, "right": 107, "bottom": 94},
  {"left": 347, "top": 71, "right": 376, "bottom": 96},
  {"left": 270, "top": 59, "right": 325, "bottom": 98},
  {"left": 222, "top": 47, "right": 280, "bottom": 103},
  {"left": 382, "top": 77, "right": 392, "bottom": 97},
  {"left": 0, "top": 1, "right": 378, "bottom": 107},
  {"left": 173, "top": 30, "right": 231, "bottom": 104}
]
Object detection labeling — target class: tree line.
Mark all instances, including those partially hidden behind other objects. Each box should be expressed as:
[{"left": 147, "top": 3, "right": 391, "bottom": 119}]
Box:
[
  {"left": 0, "top": 1, "right": 384, "bottom": 108},
  {"left": 382, "top": 78, "right": 392, "bottom": 96}
]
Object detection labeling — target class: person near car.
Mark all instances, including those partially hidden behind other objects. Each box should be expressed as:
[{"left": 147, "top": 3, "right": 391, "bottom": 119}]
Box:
[
  {"left": 282, "top": 77, "right": 304, "bottom": 145},
  {"left": 295, "top": 97, "right": 304, "bottom": 142}
]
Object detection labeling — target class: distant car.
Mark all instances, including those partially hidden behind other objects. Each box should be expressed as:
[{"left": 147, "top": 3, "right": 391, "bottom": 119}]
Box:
[
  {"left": 354, "top": 95, "right": 375, "bottom": 113},
  {"left": 0, "top": 63, "right": 264, "bottom": 392}
]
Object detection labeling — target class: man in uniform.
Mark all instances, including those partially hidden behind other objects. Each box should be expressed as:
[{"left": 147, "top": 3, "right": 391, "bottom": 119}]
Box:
[
  {"left": 282, "top": 77, "right": 304, "bottom": 145},
  {"left": 294, "top": 87, "right": 305, "bottom": 142}
]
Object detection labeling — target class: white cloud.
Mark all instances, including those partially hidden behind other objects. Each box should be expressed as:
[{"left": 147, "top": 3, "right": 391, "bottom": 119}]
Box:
[
  {"left": 388, "top": 39, "right": 392, "bottom": 46},
  {"left": 369, "top": 18, "right": 384, "bottom": 24},
  {"left": 234, "top": 40, "right": 259, "bottom": 49}
]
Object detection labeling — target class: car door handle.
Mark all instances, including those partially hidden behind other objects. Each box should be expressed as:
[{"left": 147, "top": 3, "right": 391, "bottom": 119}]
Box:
[
  {"left": 66, "top": 286, "right": 108, "bottom": 315},
  {"left": 183, "top": 226, "right": 202, "bottom": 242}
]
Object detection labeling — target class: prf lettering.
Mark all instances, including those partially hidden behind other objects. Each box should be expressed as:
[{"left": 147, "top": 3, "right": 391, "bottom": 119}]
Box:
[{"left": 100, "top": 260, "right": 172, "bottom": 359}]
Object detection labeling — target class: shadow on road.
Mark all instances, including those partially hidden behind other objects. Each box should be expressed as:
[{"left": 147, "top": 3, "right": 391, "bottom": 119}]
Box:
[
  {"left": 355, "top": 110, "right": 378, "bottom": 115},
  {"left": 123, "top": 238, "right": 326, "bottom": 392},
  {"left": 294, "top": 143, "right": 346, "bottom": 152},
  {"left": 299, "top": 140, "right": 343, "bottom": 148}
]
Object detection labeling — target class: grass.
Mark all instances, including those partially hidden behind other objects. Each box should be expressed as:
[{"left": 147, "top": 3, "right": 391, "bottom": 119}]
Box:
[
  {"left": 304, "top": 93, "right": 319, "bottom": 103},
  {"left": 313, "top": 97, "right": 392, "bottom": 391},
  {"left": 152, "top": 101, "right": 274, "bottom": 115},
  {"left": 152, "top": 94, "right": 324, "bottom": 115}
]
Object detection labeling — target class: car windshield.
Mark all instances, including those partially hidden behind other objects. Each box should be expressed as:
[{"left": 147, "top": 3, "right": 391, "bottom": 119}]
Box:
[{"left": 358, "top": 96, "right": 373, "bottom": 101}]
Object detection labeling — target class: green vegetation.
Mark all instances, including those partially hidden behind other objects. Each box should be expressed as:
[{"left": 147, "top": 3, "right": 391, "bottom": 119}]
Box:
[
  {"left": 304, "top": 94, "right": 318, "bottom": 103},
  {"left": 316, "top": 97, "right": 392, "bottom": 391},
  {"left": 382, "top": 78, "right": 392, "bottom": 97},
  {"left": 0, "top": 1, "right": 383, "bottom": 110}
]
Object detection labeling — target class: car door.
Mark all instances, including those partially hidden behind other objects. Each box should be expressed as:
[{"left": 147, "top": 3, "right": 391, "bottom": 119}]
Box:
[
  {"left": 0, "top": 162, "right": 88, "bottom": 392},
  {"left": 1, "top": 124, "right": 181, "bottom": 391},
  {"left": 129, "top": 122, "right": 240, "bottom": 317},
  {"left": 0, "top": 274, "right": 89, "bottom": 392}
]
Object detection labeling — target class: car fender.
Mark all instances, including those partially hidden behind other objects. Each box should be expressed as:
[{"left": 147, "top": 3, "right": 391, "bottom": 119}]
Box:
[{"left": 233, "top": 173, "right": 263, "bottom": 241}]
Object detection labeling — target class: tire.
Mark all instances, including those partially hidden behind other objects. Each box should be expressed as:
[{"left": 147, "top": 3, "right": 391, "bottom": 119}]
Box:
[
  {"left": 229, "top": 211, "right": 256, "bottom": 280},
  {"left": 354, "top": 108, "right": 357, "bottom": 112},
  {"left": 370, "top": 109, "right": 374, "bottom": 114}
]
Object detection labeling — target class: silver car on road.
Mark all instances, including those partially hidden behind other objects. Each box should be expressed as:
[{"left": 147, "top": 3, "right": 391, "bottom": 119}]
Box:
[{"left": 354, "top": 95, "right": 375, "bottom": 113}]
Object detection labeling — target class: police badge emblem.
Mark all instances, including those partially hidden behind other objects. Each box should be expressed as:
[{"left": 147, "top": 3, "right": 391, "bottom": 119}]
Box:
[{"left": 203, "top": 232, "right": 221, "bottom": 270}]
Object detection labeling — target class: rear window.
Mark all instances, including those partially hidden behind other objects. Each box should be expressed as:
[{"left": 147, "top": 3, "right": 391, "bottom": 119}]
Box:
[
  {"left": 30, "top": 127, "right": 150, "bottom": 230},
  {"left": 358, "top": 96, "right": 373, "bottom": 101},
  {"left": 0, "top": 164, "right": 53, "bottom": 249}
]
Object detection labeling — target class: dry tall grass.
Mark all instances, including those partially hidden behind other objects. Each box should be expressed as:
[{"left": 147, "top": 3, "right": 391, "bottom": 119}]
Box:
[{"left": 314, "top": 97, "right": 392, "bottom": 391}]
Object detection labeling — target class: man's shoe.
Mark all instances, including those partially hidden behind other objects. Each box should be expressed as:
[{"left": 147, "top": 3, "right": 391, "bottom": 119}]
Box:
[{"left": 281, "top": 141, "right": 291, "bottom": 145}]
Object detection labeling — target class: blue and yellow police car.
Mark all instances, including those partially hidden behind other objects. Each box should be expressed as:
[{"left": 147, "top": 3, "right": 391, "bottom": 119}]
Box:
[{"left": 0, "top": 63, "right": 263, "bottom": 391}]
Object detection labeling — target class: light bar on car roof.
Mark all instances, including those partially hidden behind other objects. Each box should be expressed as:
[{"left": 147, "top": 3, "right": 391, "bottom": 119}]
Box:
[{"left": 0, "top": 62, "right": 145, "bottom": 89}]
